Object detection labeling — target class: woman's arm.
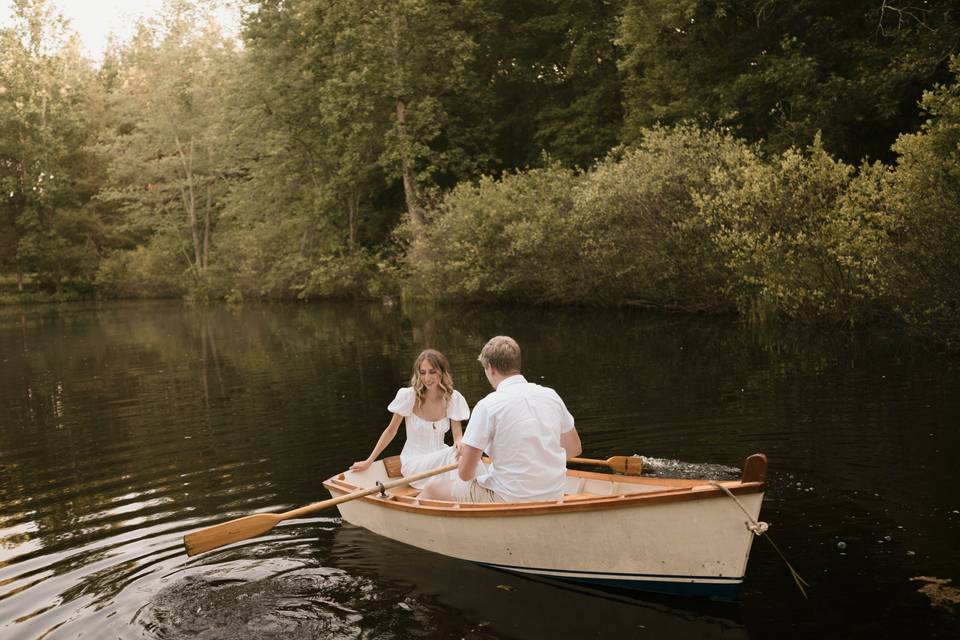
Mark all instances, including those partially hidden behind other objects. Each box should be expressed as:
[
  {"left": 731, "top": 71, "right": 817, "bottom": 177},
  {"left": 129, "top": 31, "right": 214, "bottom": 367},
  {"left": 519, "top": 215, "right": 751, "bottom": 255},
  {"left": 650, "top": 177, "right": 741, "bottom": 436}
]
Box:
[
  {"left": 350, "top": 413, "right": 403, "bottom": 471},
  {"left": 450, "top": 419, "right": 463, "bottom": 453}
]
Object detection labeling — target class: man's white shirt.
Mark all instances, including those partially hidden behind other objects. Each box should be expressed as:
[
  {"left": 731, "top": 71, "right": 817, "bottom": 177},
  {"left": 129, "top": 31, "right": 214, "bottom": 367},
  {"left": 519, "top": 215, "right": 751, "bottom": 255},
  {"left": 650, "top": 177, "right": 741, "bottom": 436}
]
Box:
[{"left": 462, "top": 375, "right": 575, "bottom": 501}]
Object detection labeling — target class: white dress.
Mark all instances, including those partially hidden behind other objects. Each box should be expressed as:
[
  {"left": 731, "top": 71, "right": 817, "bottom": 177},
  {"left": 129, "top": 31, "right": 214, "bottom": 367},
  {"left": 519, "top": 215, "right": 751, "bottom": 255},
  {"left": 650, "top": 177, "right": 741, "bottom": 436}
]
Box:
[{"left": 389, "top": 387, "right": 470, "bottom": 488}]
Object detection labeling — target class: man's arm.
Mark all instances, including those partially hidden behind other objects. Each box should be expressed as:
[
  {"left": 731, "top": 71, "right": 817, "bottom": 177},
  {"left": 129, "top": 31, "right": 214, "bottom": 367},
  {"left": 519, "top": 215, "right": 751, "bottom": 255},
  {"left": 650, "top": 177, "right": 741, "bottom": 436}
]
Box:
[
  {"left": 458, "top": 444, "right": 483, "bottom": 481},
  {"left": 560, "top": 426, "right": 582, "bottom": 458}
]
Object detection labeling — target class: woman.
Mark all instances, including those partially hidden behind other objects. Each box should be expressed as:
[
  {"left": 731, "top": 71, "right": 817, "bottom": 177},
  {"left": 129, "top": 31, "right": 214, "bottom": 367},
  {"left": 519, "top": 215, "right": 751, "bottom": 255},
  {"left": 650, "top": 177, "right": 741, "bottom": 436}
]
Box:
[{"left": 350, "top": 349, "right": 469, "bottom": 488}]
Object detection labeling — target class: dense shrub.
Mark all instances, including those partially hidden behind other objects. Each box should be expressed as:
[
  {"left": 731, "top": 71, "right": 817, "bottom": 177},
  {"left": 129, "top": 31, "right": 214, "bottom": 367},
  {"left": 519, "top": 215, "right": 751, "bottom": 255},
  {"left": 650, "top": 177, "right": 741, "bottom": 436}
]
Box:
[
  {"left": 95, "top": 236, "right": 186, "bottom": 298},
  {"left": 881, "top": 57, "right": 960, "bottom": 346},
  {"left": 299, "top": 249, "right": 380, "bottom": 299},
  {"left": 573, "top": 125, "right": 750, "bottom": 309},
  {"left": 212, "top": 215, "right": 385, "bottom": 301},
  {"left": 213, "top": 220, "right": 311, "bottom": 300},
  {"left": 410, "top": 163, "right": 581, "bottom": 302},
  {"left": 414, "top": 126, "right": 755, "bottom": 308},
  {"left": 695, "top": 136, "right": 892, "bottom": 324}
]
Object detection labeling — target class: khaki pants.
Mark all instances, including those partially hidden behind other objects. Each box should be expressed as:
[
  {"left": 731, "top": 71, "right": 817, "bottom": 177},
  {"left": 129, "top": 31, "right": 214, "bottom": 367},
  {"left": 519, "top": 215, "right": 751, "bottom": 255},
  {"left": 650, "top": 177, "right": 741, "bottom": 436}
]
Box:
[{"left": 449, "top": 479, "right": 507, "bottom": 503}]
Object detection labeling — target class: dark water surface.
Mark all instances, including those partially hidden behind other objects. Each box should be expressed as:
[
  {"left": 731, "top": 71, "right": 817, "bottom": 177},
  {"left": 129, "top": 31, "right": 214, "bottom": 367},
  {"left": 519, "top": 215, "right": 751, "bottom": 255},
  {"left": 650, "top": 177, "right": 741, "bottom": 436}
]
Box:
[{"left": 0, "top": 300, "right": 958, "bottom": 639}]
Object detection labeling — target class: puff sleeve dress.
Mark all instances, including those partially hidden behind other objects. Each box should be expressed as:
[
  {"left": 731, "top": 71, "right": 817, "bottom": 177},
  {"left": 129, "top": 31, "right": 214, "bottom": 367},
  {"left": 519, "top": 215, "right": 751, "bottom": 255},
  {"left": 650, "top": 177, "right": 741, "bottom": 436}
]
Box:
[{"left": 388, "top": 387, "right": 470, "bottom": 488}]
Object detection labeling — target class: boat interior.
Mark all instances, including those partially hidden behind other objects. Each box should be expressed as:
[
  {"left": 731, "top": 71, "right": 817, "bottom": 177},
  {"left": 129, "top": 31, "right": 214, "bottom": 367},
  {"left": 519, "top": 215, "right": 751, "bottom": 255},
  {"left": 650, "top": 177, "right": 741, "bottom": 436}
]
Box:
[{"left": 327, "top": 454, "right": 767, "bottom": 511}]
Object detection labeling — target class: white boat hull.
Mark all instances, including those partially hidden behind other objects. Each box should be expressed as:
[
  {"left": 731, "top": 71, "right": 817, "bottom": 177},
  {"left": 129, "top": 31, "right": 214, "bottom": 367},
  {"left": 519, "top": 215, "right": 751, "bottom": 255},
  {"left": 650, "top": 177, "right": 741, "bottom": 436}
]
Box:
[{"left": 324, "top": 456, "right": 767, "bottom": 598}]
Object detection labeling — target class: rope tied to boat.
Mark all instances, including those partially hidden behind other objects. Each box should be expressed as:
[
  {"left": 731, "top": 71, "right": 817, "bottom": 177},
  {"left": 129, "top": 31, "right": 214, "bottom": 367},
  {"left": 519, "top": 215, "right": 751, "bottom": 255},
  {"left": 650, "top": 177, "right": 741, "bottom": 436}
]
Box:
[
  {"left": 709, "top": 481, "right": 809, "bottom": 599},
  {"left": 749, "top": 521, "right": 769, "bottom": 535}
]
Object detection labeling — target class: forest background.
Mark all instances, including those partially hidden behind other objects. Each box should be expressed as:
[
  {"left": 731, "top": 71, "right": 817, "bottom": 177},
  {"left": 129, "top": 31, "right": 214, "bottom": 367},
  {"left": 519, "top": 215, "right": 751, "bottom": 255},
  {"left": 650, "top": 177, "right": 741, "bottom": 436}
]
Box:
[{"left": 2, "top": 0, "right": 959, "bottom": 348}]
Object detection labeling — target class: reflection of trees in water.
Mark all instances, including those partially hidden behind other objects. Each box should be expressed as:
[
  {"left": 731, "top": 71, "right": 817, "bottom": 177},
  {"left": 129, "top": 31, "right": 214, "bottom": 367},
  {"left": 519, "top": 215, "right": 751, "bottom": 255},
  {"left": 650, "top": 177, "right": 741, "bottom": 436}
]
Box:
[
  {"left": 399, "top": 303, "right": 957, "bottom": 498},
  {"left": 326, "top": 525, "right": 748, "bottom": 640},
  {"left": 0, "top": 300, "right": 956, "bottom": 601},
  {"left": 0, "top": 301, "right": 481, "bottom": 559}
]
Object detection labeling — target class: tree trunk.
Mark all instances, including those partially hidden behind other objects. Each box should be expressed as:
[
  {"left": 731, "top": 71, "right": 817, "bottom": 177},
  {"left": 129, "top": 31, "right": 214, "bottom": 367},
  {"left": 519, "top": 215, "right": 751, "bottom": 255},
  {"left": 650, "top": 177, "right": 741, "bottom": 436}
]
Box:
[
  {"left": 16, "top": 260, "right": 23, "bottom": 292},
  {"left": 347, "top": 192, "right": 360, "bottom": 250},
  {"left": 395, "top": 98, "right": 426, "bottom": 231},
  {"left": 175, "top": 135, "right": 203, "bottom": 275},
  {"left": 204, "top": 182, "right": 211, "bottom": 271},
  {"left": 390, "top": 10, "right": 426, "bottom": 239}
]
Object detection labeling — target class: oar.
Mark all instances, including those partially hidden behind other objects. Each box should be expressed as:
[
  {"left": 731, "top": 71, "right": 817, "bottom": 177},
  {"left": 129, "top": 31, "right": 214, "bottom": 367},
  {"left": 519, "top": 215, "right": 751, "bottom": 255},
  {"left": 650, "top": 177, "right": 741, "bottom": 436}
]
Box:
[
  {"left": 568, "top": 455, "right": 643, "bottom": 476},
  {"left": 183, "top": 462, "right": 458, "bottom": 556}
]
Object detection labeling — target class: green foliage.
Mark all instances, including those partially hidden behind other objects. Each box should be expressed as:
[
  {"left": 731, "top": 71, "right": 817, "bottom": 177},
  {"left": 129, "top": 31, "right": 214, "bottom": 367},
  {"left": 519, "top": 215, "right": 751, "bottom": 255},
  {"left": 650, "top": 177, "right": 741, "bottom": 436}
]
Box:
[
  {"left": 93, "top": 1, "right": 238, "bottom": 287},
  {"left": 411, "top": 162, "right": 579, "bottom": 302},
  {"left": 95, "top": 235, "right": 186, "bottom": 298},
  {"left": 2, "top": 0, "right": 959, "bottom": 352},
  {"left": 0, "top": 0, "right": 100, "bottom": 291},
  {"left": 881, "top": 57, "right": 960, "bottom": 346},
  {"left": 572, "top": 125, "right": 749, "bottom": 309},
  {"left": 482, "top": 0, "right": 624, "bottom": 169},
  {"left": 299, "top": 249, "right": 381, "bottom": 299},
  {"left": 416, "top": 125, "right": 748, "bottom": 309},
  {"left": 412, "top": 124, "right": 912, "bottom": 328},
  {"left": 618, "top": 0, "right": 960, "bottom": 163},
  {"left": 695, "top": 135, "right": 892, "bottom": 323}
]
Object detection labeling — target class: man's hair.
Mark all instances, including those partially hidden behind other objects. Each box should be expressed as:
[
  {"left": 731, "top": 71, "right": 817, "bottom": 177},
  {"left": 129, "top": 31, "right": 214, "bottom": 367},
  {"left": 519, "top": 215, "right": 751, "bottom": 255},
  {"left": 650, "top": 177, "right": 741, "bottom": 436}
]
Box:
[{"left": 478, "top": 336, "right": 521, "bottom": 373}]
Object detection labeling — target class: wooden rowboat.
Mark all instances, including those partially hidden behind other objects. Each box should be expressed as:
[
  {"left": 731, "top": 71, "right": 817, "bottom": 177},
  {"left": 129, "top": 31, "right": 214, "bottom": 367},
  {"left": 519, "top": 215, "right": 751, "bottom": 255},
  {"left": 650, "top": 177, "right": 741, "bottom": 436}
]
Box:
[{"left": 323, "top": 453, "right": 768, "bottom": 598}]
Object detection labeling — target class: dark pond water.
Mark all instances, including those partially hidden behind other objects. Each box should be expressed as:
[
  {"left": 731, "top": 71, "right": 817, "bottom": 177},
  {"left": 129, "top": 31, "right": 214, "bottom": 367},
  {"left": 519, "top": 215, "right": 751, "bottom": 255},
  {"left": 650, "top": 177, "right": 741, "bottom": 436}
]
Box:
[{"left": 0, "top": 300, "right": 958, "bottom": 639}]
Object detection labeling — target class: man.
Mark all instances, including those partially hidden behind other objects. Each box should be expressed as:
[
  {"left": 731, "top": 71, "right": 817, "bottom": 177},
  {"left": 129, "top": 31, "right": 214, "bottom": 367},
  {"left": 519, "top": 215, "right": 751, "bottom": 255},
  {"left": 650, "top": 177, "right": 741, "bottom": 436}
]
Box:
[{"left": 420, "top": 335, "right": 582, "bottom": 502}]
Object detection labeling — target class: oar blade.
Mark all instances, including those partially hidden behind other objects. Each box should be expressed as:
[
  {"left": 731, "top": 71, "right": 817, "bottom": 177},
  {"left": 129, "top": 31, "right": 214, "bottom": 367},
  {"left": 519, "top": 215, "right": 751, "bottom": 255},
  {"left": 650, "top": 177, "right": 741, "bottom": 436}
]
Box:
[
  {"left": 608, "top": 456, "right": 644, "bottom": 476},
  {"left": 184, "top": 513, "right": 282, "bottom": 557}
]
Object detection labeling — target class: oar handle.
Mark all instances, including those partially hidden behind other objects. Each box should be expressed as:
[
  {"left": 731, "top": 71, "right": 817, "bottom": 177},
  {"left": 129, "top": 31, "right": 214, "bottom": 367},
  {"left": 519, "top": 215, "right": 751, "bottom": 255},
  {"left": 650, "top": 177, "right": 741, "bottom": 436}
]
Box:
[{"left": 282, "top": 461, "right": 459, "bottom": 520}]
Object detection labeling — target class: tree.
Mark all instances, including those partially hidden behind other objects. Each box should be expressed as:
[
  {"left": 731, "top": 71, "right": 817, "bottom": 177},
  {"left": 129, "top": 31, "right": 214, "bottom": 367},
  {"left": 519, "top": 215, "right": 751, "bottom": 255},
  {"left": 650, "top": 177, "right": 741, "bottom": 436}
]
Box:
[
  {"left": 95, "top": 0, "right": 239, "bottom": 293},
  {"left": 478, "top": 0, "right": 625, "bottom": 169},
  {"left": 241, "top": 0, "right": 498, "bottom": 248},
  {"left": 0, "top": 0, "right": 96, "bottom": 291},
  {"left": 618, "top": 0, "right": 960, "bottom": 162},
  {"left": 882, "top": 56, "right": 960, "bottom": 345}
]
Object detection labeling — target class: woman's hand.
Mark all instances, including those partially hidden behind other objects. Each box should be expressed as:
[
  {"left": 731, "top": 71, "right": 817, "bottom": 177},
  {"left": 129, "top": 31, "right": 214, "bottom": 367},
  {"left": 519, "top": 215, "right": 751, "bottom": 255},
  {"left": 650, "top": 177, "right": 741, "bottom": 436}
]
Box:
[
  {"left": 350, "top": 460, "right": 372, "bottom": 472},
  {"left": 454, "top": 438, "right": 463, "bottom": 459}
]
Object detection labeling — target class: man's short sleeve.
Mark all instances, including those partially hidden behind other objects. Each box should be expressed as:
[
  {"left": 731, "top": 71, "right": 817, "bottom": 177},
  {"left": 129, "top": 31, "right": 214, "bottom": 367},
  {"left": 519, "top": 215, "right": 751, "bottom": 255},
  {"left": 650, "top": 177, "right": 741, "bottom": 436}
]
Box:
[
  {"left": 462, "top": 398, "right": 492, "bottom": 451},
  {"left": 548, "top": 388, "right": 575, "bottom": 433}
]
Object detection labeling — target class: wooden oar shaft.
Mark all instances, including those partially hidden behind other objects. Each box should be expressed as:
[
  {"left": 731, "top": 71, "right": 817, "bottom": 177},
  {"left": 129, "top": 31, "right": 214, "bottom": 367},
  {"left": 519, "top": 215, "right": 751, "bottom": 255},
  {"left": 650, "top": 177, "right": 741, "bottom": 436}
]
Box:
[
  {"left": 183, "top": 461, "right": 458, "bottom": 556},
  {"left": 283, "top": 462, "right": 458, "bottom": 520}
]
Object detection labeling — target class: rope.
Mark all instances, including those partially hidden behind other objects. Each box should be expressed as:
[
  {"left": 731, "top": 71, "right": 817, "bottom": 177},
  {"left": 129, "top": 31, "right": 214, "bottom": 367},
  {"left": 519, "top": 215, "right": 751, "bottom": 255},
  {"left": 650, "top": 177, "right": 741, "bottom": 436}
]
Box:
[{"left": 709, "top": 481, "right": 810, "bottom": 599}]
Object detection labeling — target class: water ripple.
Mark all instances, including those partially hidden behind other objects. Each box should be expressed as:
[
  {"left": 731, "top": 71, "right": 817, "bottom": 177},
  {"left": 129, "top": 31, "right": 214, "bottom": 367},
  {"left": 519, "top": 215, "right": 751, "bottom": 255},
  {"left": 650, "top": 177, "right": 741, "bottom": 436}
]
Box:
[{"left": 0, "top": 301, "right": 958, "bottom": 640}]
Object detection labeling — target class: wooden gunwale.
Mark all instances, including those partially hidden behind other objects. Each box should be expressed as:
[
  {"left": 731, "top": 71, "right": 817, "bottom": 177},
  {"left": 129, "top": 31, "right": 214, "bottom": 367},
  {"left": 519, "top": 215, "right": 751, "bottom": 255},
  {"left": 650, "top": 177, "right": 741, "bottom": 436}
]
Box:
[{"left": 322, "top": 474, "right": 764, "bottom": 518}]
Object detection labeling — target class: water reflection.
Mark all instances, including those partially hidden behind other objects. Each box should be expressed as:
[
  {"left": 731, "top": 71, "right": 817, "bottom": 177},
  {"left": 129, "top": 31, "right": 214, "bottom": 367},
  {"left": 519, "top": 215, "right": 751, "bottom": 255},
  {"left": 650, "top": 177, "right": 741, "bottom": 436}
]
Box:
[
  {"left": 326, "top": 525, "right": 750, "bottom": 639},
  {"left": 0, "top": 300, "right": 957, "bottom": 638}
]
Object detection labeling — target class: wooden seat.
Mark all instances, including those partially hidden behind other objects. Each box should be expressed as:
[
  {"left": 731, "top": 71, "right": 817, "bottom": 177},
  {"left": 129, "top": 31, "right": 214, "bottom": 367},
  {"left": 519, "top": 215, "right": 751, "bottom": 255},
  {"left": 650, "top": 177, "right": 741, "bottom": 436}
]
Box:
[{"left": 383, "top": 456, "right": 404, "bottom": 478}]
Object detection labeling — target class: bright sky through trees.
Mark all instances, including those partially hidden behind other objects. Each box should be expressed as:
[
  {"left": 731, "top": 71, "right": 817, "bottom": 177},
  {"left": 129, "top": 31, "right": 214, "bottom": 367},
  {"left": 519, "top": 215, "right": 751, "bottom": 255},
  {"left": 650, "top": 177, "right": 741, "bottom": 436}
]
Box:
[{"left": 0, "top": 0, "right": 240, "bottom": 61}]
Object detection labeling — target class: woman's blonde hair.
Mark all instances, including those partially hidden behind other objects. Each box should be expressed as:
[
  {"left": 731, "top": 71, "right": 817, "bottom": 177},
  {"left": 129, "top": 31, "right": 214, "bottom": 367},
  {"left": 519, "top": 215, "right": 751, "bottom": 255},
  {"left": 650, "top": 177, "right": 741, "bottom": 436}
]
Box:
[{"left": 409, "top": 349, "right": 455, "bottom": 409}]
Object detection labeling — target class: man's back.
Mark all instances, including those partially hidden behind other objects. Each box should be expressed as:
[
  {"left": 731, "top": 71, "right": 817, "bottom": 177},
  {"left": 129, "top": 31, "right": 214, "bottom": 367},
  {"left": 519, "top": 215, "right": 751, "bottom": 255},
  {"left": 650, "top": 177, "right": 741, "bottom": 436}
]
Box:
[{"left": 463, "top": 375, "right": 575, "bottom": 502}]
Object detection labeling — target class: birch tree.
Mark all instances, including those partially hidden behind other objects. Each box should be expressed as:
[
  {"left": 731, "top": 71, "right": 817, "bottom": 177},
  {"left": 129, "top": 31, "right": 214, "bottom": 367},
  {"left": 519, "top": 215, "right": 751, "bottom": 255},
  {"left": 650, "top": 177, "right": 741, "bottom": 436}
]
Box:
[{"left": 96, "top": 0, "right": 237, "bottom": 285}]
